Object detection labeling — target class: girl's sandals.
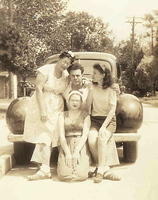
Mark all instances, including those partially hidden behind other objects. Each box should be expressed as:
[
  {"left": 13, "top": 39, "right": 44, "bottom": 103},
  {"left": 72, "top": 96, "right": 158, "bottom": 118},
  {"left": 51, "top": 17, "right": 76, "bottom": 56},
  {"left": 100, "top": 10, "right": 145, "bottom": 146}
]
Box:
[
  {"left": 26, "top": 170, "right": 51, "bottom": 181},
  {"left": 88, "top": 167, "right": 98, "bottom": 178},
  {"left": 103, "top": 171, "right": 121, "bottom": 181},
  {"left": 93, "top": 171, "right": 121, "bottom": 183},
  {"left": 93, "top": 173, "right": 103, "bottom": 183}
]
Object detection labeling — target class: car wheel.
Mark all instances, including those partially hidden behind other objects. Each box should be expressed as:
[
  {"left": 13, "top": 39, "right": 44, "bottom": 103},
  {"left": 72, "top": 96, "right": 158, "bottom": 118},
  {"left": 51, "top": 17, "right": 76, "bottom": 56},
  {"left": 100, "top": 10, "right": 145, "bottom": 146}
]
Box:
[
  {"left": 123, "top": 141, "right": 137, "bottom": 163},
  {"left": 14, "top": 142, "right": 35, "bottom": 165}
]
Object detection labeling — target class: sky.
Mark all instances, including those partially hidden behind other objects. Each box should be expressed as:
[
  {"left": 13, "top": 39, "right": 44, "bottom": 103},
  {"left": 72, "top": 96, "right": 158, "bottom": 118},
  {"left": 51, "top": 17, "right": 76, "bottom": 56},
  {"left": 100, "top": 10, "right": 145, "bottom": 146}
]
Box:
[{"left": 67, "top": 0, "right": 158, "bottom": 42}]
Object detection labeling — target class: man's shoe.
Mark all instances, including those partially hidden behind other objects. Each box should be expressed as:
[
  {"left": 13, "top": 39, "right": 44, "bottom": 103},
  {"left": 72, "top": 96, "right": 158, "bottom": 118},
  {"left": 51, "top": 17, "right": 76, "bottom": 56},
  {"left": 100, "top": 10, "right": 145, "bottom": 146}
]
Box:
[{"left": 26, "top": 170, "right": 51, "bottom": 181}]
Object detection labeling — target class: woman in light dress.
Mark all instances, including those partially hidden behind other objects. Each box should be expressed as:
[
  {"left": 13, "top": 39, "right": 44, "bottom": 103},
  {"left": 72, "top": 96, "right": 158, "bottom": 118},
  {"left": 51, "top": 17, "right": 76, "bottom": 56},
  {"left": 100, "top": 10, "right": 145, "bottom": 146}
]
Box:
[
  {"left": 23, "top": 51, "right": 75, "bottom": 180},
  {"left": 88, "top": 63, "right": 121, "bottom": 183},
  {"left": 57, "top": 90, "right": 91, "bottom": 181}
]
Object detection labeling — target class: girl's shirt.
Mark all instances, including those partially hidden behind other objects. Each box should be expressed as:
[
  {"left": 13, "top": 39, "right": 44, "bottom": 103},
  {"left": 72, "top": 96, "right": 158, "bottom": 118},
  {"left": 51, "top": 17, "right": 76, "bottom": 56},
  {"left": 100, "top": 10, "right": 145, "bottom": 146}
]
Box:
[
  {"left": 91, "top": 84, "right": 117, "bottom": 117},
  {"left": 64, "top": 111, "right": 88, "bottom": 137}
]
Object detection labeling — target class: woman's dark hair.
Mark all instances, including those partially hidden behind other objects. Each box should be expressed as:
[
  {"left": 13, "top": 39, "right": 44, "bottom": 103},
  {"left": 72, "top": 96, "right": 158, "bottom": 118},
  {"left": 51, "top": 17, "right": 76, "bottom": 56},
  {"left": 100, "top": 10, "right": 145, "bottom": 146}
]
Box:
[
  {"left": 67, "top": 62, "right": 84, "bottom": 74},
  {"left": 59, "top": 51, "right": 75, "bottom": 63},
  {"left": 93, "top": 63, "right": 113, "bottom": 89}
]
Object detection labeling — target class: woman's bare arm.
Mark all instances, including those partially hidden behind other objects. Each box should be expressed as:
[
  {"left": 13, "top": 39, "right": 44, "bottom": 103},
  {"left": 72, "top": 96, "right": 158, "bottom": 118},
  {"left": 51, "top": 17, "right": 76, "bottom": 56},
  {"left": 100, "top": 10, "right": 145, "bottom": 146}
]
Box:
[
  {"left": 35, "top": 72, "right": 47, "bottom": 119},
  {"left": 101, "top": 89, "right": 117, "bottom": 129},
  {"left": 58, "top": 113, "right": 71, "bottom": 156},
  {"left": 74, "top": 115, "right": 91, "bottom": 154},
  {"left": 85, "top": 88, "right": 93, "bottom": 114}
]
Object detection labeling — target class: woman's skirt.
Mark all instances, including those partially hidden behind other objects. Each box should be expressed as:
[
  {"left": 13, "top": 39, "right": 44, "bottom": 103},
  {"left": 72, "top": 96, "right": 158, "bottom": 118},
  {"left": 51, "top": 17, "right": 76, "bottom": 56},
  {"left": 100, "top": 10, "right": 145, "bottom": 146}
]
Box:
[
  {"left": 57, "top": 136, "right": 90, "bottom": 181},
  {"left": 23, "top": 92, "right": 64, "bottom": 147},
  {"left": 90, "top": 115, "right": 120, "bottom": 166}
]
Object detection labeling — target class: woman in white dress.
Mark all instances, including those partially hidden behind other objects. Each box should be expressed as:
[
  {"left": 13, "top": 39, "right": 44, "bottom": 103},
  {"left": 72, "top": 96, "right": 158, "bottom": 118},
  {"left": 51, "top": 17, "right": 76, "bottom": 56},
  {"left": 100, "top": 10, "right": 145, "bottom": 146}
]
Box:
[{"left": 23, "top": 51, "right": 75, "bottom": 180}]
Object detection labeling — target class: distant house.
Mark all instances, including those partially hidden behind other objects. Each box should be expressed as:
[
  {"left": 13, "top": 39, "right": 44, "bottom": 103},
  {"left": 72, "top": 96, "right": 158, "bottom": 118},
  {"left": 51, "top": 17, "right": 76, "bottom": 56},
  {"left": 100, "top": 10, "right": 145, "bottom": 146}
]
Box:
[
  {"left": 0, "top": 70, "right": 17, "bottom": 99},
  {"left": 0, "top": 71, "right": 9, "bottom": 99}
]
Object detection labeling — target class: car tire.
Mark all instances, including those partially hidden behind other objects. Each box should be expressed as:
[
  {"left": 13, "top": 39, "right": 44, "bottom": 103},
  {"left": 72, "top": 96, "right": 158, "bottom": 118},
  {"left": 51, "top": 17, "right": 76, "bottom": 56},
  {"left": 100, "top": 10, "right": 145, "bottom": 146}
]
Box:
[
  {"left": 13, "top": 142, "right": 35, "bottom": 165},
  {"left": 123, "top": 141, "right": 137, "bottom": 163}
]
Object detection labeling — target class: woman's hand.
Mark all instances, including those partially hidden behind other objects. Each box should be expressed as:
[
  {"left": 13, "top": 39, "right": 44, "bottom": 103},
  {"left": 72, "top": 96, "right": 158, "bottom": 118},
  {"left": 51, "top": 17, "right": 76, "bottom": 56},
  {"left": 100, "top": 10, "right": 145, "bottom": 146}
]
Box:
[
  {"left": 40, "top": 114, "right": 48, "bottom": 122},
  {"left": 99, "top": 127, "right": 112, "bottom": 143},
  {"left": 65, "top": 153, "right": 72, "bottom": 168},
  {"left": 72, "top": 151, "right": 80, "bottom": 167},
  {"left": 99, "top": 126, "right": 106, "bottom": 136}
]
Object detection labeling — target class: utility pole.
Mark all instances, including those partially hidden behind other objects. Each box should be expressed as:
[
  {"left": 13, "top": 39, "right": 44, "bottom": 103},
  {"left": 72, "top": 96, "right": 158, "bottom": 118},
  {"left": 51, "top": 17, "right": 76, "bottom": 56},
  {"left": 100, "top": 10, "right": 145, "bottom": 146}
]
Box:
[
  {"left": 151, "top": 26, "right": 154, "bottom": 54},
  {"left": 126, "top": 17, "right": 142, "bottom": 67}
]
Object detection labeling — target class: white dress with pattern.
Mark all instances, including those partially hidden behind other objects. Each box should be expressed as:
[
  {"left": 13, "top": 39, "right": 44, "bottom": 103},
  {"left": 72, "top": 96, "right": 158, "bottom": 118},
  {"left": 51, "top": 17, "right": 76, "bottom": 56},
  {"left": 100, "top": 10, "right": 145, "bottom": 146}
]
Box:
[{"left": 23, "top": 64, "right": 68, "bottom": 147}]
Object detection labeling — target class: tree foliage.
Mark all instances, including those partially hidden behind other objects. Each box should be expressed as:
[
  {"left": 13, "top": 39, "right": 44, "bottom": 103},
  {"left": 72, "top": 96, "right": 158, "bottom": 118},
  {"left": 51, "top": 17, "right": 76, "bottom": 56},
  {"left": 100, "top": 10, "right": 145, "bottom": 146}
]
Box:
[
  {"left": 142, "top": 11, "right": 158, "bottom": 55},
  {"left": 0, "top": 0, "right": 67, "bottom": 80},
  {"left": 14, "top": 0, "right": 68, "bottom": 54},
  {"left": 135, "top": 56, "right": 153, "bottom": 95},
  {"left": 132, "top": 10, "right": 158, "bottom": 95},
  {"left": 135, "top": 42, "right": 158, "bottom": 95},
  {"left": 0, "top": 1, "right": 113, "bottom": 81},
  {"left": 60, "top": 11, "right": 113, "bottom": 52},
  {"left": 114, "top": 39, "right": 144, "bottom": 92}
]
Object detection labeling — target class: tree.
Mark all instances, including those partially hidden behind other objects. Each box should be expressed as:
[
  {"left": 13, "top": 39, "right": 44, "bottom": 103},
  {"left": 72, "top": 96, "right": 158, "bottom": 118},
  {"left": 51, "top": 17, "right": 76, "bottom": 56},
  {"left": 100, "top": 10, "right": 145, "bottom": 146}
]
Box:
[
  {"left": 143, "top": 14, "right": 157, "bottom": 55},
  {"left": 0, "top": 0, "right": 20, "bottom": 98},
  {"left": 114, "top": 39, "right": 144, "bottom": 92},
  {"left": 133, "top": 10, "right": 158, "bottom": 95},
  {"left": 151, "top": 41, "right": 158, "bottom": 94},
  {"left": 142, "top": 10, "right": 158, "bottom": 55},
  {"left": 135, "top": 42, "right": 158, "bottom": 96},
  {"left": 135, "top": 56, "right": 153, "bottom": 95},
  {"left": 0, "top": 1, "right": 114, "bottom": 81},
  {"left": 0, "top": 0, "right": 68, "bottom": 80},
  {"left": 59, "top": 11, "right": 113, "bottom": 52},
  {"left": 14, "top": 0, "right": 68, "bottom": 54}
]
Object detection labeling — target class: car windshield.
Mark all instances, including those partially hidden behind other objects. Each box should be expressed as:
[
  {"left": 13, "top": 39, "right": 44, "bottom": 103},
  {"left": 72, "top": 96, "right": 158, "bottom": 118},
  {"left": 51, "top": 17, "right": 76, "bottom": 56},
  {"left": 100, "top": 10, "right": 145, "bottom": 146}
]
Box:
[
  {"left": 76, "top": 59, "right": 112, "bottom": 80},
  {"left": 48, "top": 58, "right": 113, "bottom": 80}
]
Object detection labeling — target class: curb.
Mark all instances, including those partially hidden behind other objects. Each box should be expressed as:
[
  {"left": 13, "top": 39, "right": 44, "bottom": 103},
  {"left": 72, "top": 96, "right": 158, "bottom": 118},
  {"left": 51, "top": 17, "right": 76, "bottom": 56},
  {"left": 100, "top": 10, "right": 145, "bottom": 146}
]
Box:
[
  {"left": 0, "top": 154, "right": 14, "bottom": 177},
  {"left": 0, "top": 144, "right": 14, "bottom": 178}
]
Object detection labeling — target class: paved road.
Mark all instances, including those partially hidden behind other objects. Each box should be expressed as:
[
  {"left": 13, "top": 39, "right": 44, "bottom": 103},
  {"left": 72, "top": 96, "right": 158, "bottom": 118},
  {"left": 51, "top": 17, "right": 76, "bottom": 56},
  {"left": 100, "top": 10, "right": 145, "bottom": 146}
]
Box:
[{"left": 0, "top": 104, "right": 158, "bottom": 200}]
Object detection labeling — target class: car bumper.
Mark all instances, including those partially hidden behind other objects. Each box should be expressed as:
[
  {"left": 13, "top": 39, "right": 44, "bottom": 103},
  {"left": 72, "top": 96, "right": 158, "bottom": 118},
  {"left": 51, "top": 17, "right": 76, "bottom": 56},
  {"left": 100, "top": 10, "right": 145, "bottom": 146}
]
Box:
[
  {"left": 8, "top": 133, "right": 141, "bottom": 143},
  {"left": 114, "top": 133, "right": 141, "bottom": 142}
]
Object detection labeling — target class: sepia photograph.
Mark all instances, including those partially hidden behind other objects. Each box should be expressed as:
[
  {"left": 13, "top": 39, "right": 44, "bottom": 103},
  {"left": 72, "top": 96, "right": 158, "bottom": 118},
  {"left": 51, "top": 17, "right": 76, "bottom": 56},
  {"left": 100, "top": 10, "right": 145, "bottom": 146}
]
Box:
[{"left": 0, "top": 0, "right": 158, "bottom": 200}]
